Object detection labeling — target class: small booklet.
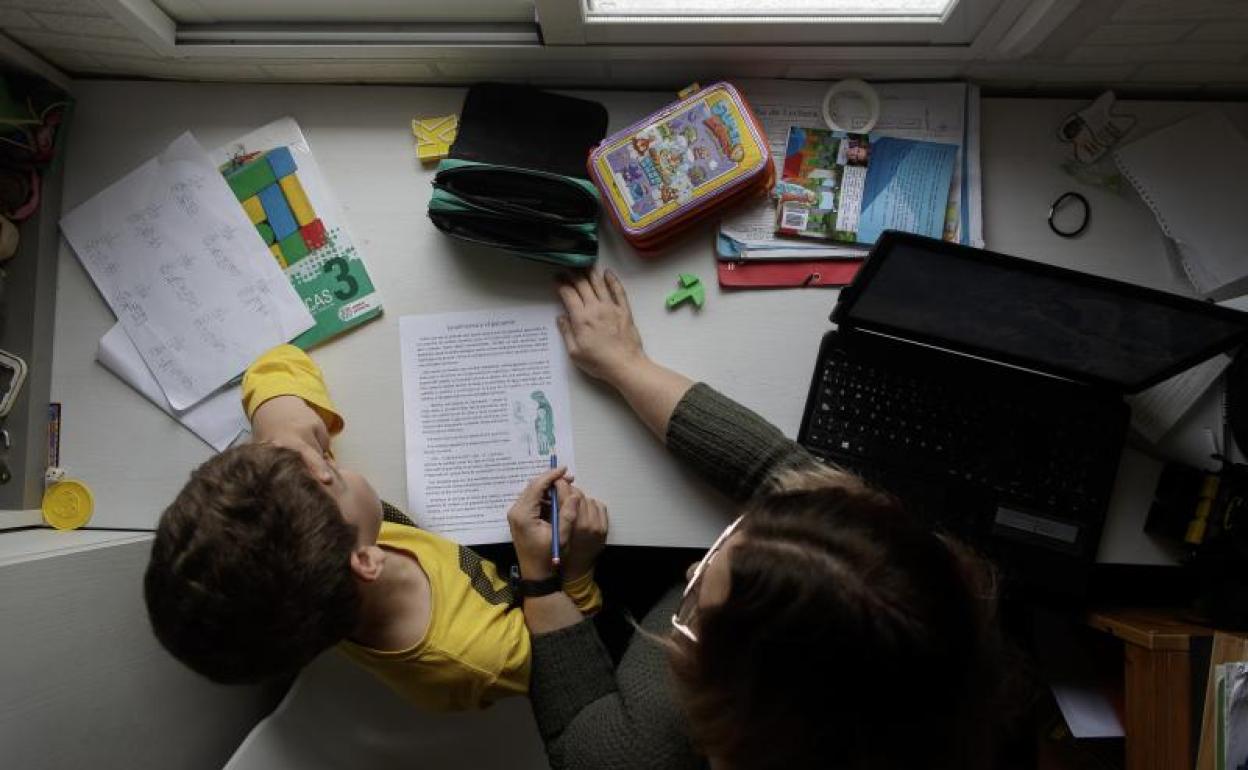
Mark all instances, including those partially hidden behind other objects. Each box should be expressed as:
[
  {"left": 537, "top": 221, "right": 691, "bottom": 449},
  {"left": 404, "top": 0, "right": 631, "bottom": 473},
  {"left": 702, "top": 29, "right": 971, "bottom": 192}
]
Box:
[
  {"left": 212, "top": 117, "right": 383, "bottom": 349},
  {"left": 775, "top": 127, "right": 958, "bottom": 246}
]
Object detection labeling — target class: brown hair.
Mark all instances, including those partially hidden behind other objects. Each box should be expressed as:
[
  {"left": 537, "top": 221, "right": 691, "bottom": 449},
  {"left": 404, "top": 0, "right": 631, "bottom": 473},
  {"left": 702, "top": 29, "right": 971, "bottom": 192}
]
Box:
[
  {"left": 144, "top": 443, "right": 361, "bottom": 684},
  {"left": 669, "top": 466, "right": 1007, "bottom": 770}
]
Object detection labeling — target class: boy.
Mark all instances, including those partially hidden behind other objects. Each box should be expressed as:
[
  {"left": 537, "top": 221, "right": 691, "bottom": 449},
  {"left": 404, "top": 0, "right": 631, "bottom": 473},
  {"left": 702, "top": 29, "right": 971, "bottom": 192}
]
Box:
[{"left": 144, "top": 345, "right": 602, "bottom": 711}]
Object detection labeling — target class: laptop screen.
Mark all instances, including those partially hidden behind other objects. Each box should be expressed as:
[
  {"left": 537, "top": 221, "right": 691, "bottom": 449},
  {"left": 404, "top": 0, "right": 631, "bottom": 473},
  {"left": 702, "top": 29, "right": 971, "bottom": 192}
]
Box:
[{"left": 836, "top": 234, "right": 1248, "bottom": 392}]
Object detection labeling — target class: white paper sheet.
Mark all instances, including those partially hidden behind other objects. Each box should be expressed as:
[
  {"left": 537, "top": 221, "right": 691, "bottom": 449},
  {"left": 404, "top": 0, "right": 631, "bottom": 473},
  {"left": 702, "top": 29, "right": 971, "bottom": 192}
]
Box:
[
  {"left": 399, "top": 306, "right": 576, "bottom": 544},
  {"left": 722, "top": 80, "right": 971, "bottom": 252},
  {"left": 1033, "top": 610, "right": 1125, "bottom": 739},
  {"left": 1128, "top": 354, "right": 1231, "bottom": 444},
  {"left": 61, "top": 132, "right": 313, "bottom": 410},
  {"left": 97, "top": 323, "right": 248, "bottom": 452}
]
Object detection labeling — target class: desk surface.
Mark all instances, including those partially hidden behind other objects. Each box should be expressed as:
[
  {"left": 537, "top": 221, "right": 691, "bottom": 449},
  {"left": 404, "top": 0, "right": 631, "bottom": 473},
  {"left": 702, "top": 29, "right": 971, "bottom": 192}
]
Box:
[{"left": 49, "top": 81, "right": 1245, "bottom": 559}]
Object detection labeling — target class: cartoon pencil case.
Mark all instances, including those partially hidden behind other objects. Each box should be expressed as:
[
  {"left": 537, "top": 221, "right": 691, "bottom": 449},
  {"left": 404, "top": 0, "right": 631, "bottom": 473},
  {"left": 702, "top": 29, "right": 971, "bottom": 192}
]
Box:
[{"left": 588, "top": 82, "right": 773, "bottom": 253}]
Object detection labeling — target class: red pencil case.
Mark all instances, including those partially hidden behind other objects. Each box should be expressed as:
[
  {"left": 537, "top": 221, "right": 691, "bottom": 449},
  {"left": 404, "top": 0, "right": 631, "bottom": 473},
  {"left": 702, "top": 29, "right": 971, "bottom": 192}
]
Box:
[{"left": 588, "top": 82, "right": 773, "bottom": 253}]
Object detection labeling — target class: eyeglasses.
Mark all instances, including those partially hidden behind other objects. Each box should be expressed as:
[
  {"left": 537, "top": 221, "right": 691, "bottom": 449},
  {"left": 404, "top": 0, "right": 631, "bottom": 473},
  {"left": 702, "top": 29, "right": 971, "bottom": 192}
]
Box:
[{"left": 671, "top": 514, "right": 743, "bottom": 643}]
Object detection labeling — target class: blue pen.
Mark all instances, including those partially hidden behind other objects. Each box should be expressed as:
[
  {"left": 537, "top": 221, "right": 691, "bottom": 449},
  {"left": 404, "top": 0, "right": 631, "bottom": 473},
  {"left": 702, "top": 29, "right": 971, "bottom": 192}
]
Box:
[{"left": 549, "top": 453, "right": 561, "bottom": 568}]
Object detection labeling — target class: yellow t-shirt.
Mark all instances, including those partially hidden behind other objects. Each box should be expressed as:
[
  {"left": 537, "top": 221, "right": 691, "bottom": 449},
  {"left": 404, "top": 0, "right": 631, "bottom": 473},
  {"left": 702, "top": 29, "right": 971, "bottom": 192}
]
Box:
[{"left": 241, "top": 344, "right": 602, "bottom": 711}]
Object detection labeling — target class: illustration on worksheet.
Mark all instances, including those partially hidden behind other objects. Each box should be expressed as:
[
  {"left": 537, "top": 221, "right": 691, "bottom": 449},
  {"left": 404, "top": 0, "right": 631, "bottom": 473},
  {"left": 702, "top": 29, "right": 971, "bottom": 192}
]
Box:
[
  {"left": 509, "top": 387, "right": 557, "bottom": 458},
  {"left": 532, "top": 390, "right": 555, "bottom": 456}
]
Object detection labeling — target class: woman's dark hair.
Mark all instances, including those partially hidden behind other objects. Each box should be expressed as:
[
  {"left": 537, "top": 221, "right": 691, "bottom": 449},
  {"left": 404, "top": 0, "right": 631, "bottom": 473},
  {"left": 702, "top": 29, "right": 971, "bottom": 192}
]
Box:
[
  {"left": 669, "top": 466, "right": 1008, "bottom": 770},
  {"left": 144, "top": 443, "right": 361, "bottom": 684}
]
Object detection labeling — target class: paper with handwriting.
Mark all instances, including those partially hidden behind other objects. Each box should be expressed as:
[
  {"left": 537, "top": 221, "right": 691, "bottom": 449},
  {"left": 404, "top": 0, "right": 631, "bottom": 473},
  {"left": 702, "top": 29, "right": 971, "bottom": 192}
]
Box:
[{"left": 61, "top": 132, "right": 313, "bottom": 410}]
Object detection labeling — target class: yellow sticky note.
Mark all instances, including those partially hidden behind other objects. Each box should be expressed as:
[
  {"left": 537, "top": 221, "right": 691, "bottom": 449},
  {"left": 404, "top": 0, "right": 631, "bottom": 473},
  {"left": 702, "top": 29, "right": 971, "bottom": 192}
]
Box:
[
  {"left": 241, "top": 195, "right": 265, "bottom": 224},
  {"left": 279, "top": 174, "right": 316, "bottom": 227},
  {"left": 269, "top": 242, "right": 287, "bottom": 268},
  {"left": 412, "top": 114, "right": 458, "bottom": 163}
]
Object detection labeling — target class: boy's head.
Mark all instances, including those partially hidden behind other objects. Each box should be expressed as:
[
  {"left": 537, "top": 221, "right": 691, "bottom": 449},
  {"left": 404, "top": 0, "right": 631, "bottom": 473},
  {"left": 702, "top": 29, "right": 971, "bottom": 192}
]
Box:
[{"left": 144, "top": 442, "right": 384, "bottom": 684}]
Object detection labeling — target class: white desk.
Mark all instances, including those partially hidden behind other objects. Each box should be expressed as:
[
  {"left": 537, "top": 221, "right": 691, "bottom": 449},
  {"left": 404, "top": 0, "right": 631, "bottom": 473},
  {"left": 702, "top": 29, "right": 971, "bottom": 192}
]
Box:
[{"left": 50, "top": 82, "right": 1245, "bottom": 559}]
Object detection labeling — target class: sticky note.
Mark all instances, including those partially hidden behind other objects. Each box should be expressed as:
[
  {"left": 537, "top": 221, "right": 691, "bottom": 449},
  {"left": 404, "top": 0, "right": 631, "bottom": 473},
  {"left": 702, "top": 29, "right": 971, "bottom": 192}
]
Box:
[
  {"left": 412, "top": 115, "right": 458, "bottom": 163},
  {"left": 269, "top": 242, "right": 287, "bottom": 268},
  {"left": 258, "top": 183, "right": 298, "bottom": 240},
  {"left": 255, "top": 221, "right": 275, "bottom": 245},
  {"left": 300, "top": 218, "right": 327, "bottom": 251},
  {"left": 266, "top": 146, "right": 298, "bottom": 180},
  {"left": 241, "top": 195, "right": 265, "bottom": 224},
  {"left": 225, "top": 157, "right": 277, "bottom": 201},
  {"left": 279, "top": 174, "right": 316, "bottom": 227},
  {"left": 278, "top": 229, "right": 310, "bottom": 265}
]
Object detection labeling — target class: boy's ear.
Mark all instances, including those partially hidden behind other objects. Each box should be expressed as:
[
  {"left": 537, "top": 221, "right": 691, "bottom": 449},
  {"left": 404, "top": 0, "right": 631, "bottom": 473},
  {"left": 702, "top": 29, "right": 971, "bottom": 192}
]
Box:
[{"left": 349, "top": 545, "right": 386, "bottom": 583}]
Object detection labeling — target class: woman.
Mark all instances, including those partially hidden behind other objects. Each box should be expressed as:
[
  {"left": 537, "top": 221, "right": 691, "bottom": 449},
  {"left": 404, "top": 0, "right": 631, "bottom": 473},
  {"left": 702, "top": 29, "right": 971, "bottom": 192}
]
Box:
[{"left": 507, "top": 270, "right": 1010, "bottom": 770}]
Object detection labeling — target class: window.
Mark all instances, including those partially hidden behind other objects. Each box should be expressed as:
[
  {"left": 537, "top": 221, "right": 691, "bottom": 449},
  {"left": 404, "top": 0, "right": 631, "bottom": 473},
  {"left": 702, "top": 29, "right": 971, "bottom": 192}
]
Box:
[
  {"left": 584, "top": 0, "right": 957, "bottom": 21},
  {"left": 538, "top": 0, "right": 1003, "bottom": 45},
  {"left": 153, "top": 0, "right": 536, "bottom": 24}
]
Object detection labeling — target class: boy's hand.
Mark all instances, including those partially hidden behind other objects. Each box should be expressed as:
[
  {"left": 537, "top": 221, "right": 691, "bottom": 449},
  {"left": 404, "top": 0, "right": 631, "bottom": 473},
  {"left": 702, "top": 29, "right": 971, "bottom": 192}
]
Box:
[
  {"left": 507, "top": 466, "right": 572, "bottom": 581},
  {"left": 561, "top": 481, "right": 608, "bottom": 583},
  {"left": 556, "top": 269, "right": 646, "bottom": 386},
  {"left": 252, "top": 395, "right": 333, "bottom": 483}
]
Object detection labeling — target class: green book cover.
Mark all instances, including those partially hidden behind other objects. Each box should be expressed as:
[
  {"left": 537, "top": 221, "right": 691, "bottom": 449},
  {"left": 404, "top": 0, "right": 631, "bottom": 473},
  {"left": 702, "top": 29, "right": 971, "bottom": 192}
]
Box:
[{"left": 213, "top": 118, "right": 382, "bottom": 350}]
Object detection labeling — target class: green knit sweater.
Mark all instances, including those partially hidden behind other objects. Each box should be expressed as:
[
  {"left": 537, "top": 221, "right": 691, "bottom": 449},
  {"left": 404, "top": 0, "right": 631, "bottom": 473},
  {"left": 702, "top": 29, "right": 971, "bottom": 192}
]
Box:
[{"left": 528, "top": 383, "right": 816, "bottom": 770}]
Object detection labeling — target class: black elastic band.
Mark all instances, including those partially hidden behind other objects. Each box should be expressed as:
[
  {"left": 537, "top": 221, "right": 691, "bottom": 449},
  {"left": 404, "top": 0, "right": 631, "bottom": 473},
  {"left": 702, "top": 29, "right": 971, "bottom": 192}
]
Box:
[{"left": 1048, "top": 191, "right": 1090, "bottom": 238}]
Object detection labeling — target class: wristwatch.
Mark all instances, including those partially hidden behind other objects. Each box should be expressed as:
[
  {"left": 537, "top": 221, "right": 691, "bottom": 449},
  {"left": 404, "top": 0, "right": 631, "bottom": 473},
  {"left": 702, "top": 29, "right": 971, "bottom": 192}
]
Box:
[{"left": 509, "top": 564, "right": 562, "bottom": 603}]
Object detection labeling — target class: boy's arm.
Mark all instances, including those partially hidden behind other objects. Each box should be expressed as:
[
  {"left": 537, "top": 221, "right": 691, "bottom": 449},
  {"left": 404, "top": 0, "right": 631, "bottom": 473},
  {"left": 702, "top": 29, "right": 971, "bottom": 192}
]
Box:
[
  {"left": 243, "top": 345, "right": 345, "bottom": 479},
  {"left": 562, "top": 571, "right": 603, "bottom": 616},
  {"left": 242, "top": 344, "right": 343, "bottom": 432}
]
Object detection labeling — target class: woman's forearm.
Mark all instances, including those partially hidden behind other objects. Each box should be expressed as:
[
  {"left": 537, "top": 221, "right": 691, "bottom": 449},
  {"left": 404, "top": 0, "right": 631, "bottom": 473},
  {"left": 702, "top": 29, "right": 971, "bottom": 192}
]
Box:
[
  {"left": 523, "top": 592, "right": 586, "bottom": 634},
  {"left": 605, "top": 358, "right": 694, "bottom": 444}
]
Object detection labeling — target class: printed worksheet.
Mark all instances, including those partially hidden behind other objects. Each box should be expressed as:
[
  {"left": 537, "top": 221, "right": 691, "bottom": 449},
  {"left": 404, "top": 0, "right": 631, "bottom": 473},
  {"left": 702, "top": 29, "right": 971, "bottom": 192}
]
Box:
[
  {"left": 400, "top": 306, "right": 575, "bottom": 544},
  {"left": 61, "top": 132, "right": 313, "bottom": 410}
]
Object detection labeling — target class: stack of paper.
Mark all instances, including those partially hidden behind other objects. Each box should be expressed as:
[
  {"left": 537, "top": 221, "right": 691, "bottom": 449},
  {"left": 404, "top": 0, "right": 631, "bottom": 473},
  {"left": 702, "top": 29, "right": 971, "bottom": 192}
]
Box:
[
  {"left": 1215, "top": 662, "right": 1248, "bottom": 770},
  {"left": 88, "top": 119, "right": 384, "bottom": 451},
  {"left": 1114, "top": 110, "right": 1248, "bottom": 301},
  {"left": 720, "top": 79, "right": 983, "bottom": 265},
  {"left": 61, "top": 132, "right": 314, "bottom": 449}
]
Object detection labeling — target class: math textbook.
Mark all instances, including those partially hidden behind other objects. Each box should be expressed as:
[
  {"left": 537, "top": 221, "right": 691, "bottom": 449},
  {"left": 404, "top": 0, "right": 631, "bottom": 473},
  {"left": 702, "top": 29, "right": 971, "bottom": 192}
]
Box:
[
  {"left": 213, "top": 118, "right": 382, "bottom": 350},
  {"left": 775, "top": 127, "right": 957, "bottom": 246}
]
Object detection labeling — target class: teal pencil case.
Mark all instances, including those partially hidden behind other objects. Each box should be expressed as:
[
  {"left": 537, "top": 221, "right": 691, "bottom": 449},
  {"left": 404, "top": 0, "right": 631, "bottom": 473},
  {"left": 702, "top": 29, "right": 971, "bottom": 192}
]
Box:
[
  {"left": 427, "top": 84, "right": 608, "bottom": 268},
  {"left": 429, "top": 159, "right": 600, "bottom": 268}
]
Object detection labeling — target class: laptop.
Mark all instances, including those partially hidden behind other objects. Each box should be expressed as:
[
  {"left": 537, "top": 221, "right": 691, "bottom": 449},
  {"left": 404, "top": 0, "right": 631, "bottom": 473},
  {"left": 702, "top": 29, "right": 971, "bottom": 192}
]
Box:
[{"left": 798, "top": 232, "right": 1248, "bottom": 595}]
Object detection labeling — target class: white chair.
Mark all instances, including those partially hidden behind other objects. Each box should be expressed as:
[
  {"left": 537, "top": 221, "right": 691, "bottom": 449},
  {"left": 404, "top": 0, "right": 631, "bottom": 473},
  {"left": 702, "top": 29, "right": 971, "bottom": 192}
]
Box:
[{"left": 225, "top": 651, "right": 550, "bottom": 770}]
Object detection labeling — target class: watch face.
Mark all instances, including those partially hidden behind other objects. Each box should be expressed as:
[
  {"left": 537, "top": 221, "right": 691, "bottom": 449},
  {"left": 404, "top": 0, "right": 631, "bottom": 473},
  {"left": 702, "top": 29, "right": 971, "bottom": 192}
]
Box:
[{"left": 0, "top": 364, "right": 12, "bottom": 392}]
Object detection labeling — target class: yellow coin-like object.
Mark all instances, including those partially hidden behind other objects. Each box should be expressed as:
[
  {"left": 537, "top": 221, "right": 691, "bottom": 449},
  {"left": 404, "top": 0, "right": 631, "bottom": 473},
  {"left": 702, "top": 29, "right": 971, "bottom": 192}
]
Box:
[{"left": 41, "top": 480, "right": 94, "bottom": 530}]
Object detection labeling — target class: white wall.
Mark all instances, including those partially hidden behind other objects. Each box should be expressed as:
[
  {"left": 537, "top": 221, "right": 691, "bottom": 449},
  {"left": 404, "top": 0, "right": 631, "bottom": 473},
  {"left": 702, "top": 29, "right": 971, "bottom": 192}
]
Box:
[
  {"left": 0, "top": 536, "right": 285, "bottom": 770},
  {"left": 0, "top": 0, "right": 1245, "bottom": 93}
]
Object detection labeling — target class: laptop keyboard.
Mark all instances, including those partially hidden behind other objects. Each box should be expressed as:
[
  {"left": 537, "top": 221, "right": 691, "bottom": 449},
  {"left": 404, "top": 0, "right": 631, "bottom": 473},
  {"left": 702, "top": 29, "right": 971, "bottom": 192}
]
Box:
[{"left": 803, "top": 346, "right": 1120, "bottom": 523}]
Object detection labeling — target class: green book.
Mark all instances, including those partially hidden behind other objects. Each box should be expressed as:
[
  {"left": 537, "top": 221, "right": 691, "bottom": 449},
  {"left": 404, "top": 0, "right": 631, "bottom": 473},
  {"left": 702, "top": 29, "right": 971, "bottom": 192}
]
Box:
[{"left": 213, "top": 118, "right": 382, "bottom": 350}]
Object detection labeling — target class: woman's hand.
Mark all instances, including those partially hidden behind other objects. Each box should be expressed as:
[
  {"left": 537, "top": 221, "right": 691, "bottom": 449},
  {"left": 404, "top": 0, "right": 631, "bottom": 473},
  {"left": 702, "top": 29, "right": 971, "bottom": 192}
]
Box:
[
  {"left": 555, "top": 269, "right": 696, "bottom": 441},
  {"left": 562, "top": 487, "right": 609, "bottom": 583},
  {"left": 251, "top": 395, "right": 333, "bottom": 482},
  {"left": 556, "top": 269, "right": 646, "bottom": 386}
]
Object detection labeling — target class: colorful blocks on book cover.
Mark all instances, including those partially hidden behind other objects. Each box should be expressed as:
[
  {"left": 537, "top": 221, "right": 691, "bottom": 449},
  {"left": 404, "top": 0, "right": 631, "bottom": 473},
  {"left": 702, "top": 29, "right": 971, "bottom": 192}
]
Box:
[
  {"left": 300, "top": 218, "right": 327, "bottom": 250},
  {"left": 279, "top": 174, "right": 315, "bottom": 226},
  {"left": 226, "top": 146, "right": 331, "bottom": 267},
  {"left": 279, "top": 229, "right": 310, "bottom": 264},
  {"left": 241, "top": 195, "right": 266, "bottom": 224},
  {"left": 266, "top": 146, "right": 297, "bottom": 179},
  {"left": 412, "top": 115, "right": 458, "bottom": 163},
  {"left": 225, "top": 156, "right": 277, "bottom": 201},
  {"left": 258, "top": 183, "right": 298, "bottom": 240}
]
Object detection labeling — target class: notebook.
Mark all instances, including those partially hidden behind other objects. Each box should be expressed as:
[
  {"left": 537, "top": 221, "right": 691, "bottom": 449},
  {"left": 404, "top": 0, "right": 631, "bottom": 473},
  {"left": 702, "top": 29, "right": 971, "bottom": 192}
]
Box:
[{"left": 1114, "top": 111, "right": 1248, "bottom": 298}]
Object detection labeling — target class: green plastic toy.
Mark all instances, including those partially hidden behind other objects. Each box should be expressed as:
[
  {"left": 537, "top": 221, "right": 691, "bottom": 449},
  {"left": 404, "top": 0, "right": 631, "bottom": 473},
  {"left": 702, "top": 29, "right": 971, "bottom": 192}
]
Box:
[{"left": 666, "top": 273, "right": 705, "bottom": 310}]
